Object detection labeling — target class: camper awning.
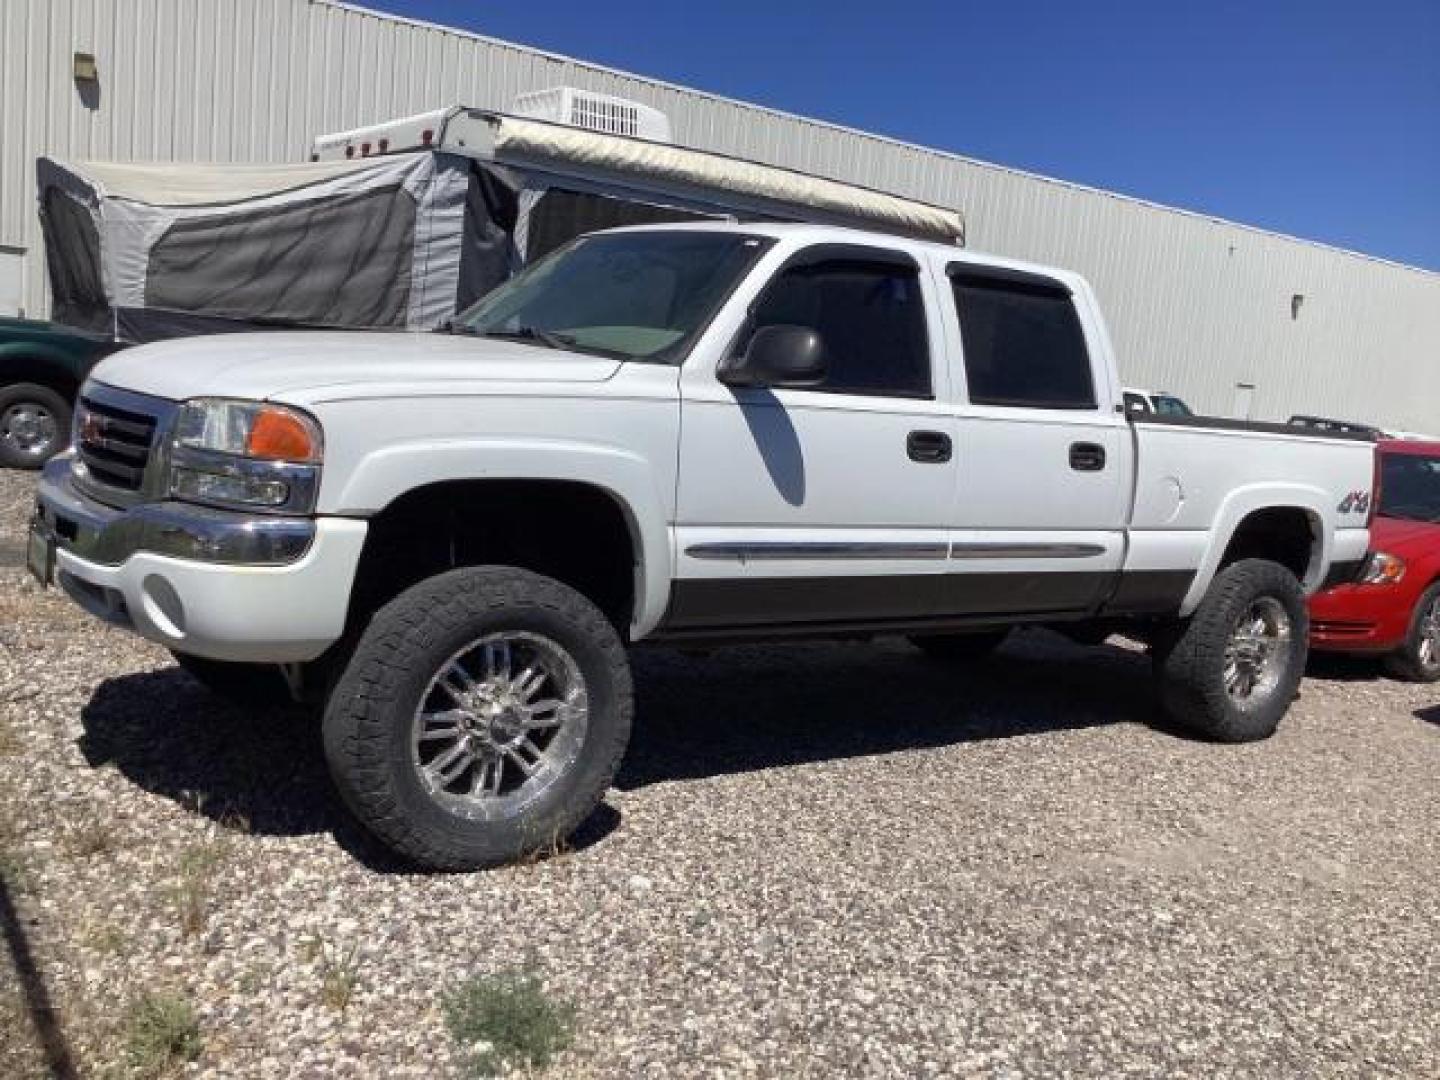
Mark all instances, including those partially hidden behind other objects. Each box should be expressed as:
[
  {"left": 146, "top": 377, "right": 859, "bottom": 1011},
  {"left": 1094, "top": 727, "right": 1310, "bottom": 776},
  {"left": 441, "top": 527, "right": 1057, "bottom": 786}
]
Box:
[
  {"left": 47, "top": 154, "right": 423, "bottom": 207},
  {"left": 492, "top": 116, "right": 966, "bottom": 246}
]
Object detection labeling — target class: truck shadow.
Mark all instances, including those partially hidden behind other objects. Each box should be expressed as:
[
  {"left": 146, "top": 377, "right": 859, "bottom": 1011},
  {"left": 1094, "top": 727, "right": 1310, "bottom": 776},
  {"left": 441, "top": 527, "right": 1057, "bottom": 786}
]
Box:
[
  {"left": 76, "top": 631, "right": 1158, "bottom": 867},
  {"left": 617, "top": 632, "right": 1157, "bottom": 789}
]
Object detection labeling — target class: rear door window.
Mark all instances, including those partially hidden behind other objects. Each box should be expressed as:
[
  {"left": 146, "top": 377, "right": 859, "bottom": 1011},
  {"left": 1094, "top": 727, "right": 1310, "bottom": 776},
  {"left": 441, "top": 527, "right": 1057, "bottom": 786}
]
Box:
[{"left": 949, "top": 267, "right": 1096, "bottom": 409}]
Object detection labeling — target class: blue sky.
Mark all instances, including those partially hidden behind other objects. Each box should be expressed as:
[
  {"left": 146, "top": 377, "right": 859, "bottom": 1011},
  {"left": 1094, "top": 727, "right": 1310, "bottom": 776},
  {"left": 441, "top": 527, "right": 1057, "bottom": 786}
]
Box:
[{"left": 371, "top": 0, "right": 1439, "bottom": 269}]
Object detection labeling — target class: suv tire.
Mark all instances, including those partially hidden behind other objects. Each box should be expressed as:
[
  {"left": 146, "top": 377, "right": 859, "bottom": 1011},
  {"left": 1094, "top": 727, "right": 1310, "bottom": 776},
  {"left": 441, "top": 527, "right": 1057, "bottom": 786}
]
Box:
[
  {"left": 322, "top": 566, "right": 632, "bottom": 871},
  {"left": 1153, "top": 559, "right": 1308, "bottom": 742}
]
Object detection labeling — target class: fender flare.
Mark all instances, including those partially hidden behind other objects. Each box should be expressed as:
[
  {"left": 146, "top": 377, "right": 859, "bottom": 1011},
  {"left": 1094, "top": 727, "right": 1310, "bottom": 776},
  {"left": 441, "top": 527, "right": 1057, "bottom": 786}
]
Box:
[
  {"left": 1180, "top": 483, "right": 1335, "bottom": 615},
  {"left": 327, "top": 437, "right": 673, "bottom": 639},
  {"left": 0, "top": 343, "right": 85, "bottom": 389}
]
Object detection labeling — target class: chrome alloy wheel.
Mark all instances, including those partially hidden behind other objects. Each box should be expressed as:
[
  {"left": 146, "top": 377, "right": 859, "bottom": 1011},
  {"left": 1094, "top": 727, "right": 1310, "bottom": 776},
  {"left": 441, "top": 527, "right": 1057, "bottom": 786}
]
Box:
[
  {"left": 0, "top": 401, "right": 58, "bottom": 459},
  {"left": 411, "top": 632, "right": 589, "bottom": 821},
  {"left": 1417, "top": 595, "right": 1440, "bottom": 672},
  {"left": 1223, "top": 597, "right": 1292, "bottom": 704}
]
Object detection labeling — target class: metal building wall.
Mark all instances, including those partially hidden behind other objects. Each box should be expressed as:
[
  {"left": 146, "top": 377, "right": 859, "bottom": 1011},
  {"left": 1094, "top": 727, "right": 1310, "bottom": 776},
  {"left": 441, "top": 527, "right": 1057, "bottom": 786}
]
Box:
[{"left": 3, "top": 0, "right": 1437, "bottom": 429}]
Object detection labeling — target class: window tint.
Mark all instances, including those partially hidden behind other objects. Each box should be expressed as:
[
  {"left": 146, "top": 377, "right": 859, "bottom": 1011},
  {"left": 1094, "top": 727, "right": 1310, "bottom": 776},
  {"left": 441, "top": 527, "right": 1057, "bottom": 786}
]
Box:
[
  {"left": 526, "top": 189, "right": 716, "bottom": 261},
  {"left": 1379, "top": 453, "right": 1440, "bottom": 523},
  {"left": 745, "top": 257, "right": 931, "bottom": 397},
  {"left": 950, "top": 271, "right": 1096, "bottom": 409},
  {"left": 1153, "top": 394, "right": 1192, "bottom": 416}
]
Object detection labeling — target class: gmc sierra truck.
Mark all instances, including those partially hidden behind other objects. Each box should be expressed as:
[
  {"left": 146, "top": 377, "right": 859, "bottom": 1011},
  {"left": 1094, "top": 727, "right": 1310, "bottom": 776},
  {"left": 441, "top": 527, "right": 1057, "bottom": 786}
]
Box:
[{"left": 29, "top": 223, "right": 1374, "bottom": 870}]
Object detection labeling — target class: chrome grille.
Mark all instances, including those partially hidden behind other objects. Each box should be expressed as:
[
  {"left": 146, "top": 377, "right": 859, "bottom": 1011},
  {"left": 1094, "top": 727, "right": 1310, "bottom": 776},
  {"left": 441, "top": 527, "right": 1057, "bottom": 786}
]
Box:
[{"left": 76, "top": 394, "right": 159, "bottom": 491}]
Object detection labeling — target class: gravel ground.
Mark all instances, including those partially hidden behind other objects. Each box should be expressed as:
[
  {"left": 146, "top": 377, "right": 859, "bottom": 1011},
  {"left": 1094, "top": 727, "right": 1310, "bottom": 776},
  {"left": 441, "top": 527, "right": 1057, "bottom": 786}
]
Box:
[{"left": 2, "top": 465, "right": 1438, "bottom": 1079}]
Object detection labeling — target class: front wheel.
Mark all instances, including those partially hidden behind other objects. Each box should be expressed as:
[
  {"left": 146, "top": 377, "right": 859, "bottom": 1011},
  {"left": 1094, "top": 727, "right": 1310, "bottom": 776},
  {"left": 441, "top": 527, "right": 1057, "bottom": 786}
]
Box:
[
  {"left": 323, "top": 566, "right": 633, "bottom": 870},
  {"left": 1153, "top": 559, "right": 1308, "bottom": 742},
  {"left": 1384, "top": 582, "right": 1440, "bottom": 683}
]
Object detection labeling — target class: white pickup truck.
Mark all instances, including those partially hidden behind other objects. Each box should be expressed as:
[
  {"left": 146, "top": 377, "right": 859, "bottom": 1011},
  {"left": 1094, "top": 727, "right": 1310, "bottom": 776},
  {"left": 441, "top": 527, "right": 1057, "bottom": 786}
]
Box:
[{"left": 30, "top": 223, "right": 1375, "bottom": 869}]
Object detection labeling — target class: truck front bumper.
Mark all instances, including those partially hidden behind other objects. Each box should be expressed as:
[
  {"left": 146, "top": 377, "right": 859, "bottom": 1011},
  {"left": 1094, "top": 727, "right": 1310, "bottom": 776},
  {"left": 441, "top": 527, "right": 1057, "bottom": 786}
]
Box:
[{"left": 33, "top": 454, "right": 366, "bottom": 663}]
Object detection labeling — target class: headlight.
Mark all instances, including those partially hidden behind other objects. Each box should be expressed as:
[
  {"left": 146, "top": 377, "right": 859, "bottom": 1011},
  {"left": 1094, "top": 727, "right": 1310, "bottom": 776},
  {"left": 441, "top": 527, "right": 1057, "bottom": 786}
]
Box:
[
  {"left": 175, "top": 399, "right": 322, "bottom": 462},
  {"left": 1358, "top": 551, "right": 1406, "bottom": 585},
  {"left": 169, "top": 399, "right": 323, "bottom": 514}
]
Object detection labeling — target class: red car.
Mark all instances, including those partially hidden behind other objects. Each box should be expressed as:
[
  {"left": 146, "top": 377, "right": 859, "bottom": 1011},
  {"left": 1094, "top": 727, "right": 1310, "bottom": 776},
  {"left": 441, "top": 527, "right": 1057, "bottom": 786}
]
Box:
[{"left": 1310, "top": 440, "right": 1440, "bottom": 681}]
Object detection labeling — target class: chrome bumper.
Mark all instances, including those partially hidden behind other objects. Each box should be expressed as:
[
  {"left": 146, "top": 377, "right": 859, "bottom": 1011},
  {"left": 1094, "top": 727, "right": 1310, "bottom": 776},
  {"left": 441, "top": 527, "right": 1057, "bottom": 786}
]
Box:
[{"left": 35, "top": 453, "right": 315, "bottom": 566}]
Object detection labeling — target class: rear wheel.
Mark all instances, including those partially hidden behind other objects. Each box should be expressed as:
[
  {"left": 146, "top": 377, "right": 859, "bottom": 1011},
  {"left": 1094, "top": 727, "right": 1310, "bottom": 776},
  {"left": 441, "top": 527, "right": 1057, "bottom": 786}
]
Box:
[
  {"left": 322, "top": 566, "right": 632, "bottom": 871},
  {"left": 0, "top": 383, "right": 71, "bottom": 469},
  {"left": 909, "top": 628, "right": 1010, "bottom": 661},
  {"left": 1384, "top": 583, "right": 1440, "bottom": 683},
  {"left": 1153, "top": 559, "right": 1308, "bottom": 742}
]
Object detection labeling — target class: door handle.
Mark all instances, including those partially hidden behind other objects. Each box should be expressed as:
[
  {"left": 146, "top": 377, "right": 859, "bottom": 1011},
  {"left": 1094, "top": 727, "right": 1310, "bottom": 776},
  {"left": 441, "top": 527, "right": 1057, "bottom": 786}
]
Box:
[
  {"left": 907, "top": 430, "right": 952, "bottom": 463},
  {"left": 1069, "top": 442, "right": 1107, "bottom": 471}
]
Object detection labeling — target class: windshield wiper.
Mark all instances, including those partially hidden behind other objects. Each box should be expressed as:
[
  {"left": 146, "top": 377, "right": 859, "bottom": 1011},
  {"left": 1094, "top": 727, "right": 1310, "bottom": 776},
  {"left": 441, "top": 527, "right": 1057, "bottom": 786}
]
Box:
[
  {"left": 433, "top": 318, "right": 480, "bottom": 335},
  {"left": 477, "top": 325, "right": 578, "bottom": 351},
  {"left": 436, "top": 321, "right": 632, "bottom": 361}
]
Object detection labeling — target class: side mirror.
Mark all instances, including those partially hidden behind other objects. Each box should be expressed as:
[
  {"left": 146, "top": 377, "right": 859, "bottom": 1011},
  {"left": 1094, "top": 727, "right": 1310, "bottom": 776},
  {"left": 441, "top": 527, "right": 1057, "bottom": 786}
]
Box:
[{"left": 720, "top": 324, "right": 827, "bottom": 389}]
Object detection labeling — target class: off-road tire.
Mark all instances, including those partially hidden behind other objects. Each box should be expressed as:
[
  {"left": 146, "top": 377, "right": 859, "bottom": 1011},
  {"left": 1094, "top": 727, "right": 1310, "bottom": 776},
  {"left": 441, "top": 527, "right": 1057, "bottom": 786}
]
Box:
[
  {"left": 1383, "top": 581, "right": 1440, "bottom": 683},
  {"left": 0, "top": 382, "right": 71, "bottom": 469},
  {"left": 1153, "top": 559, "right": 1308, "bottom": 742},
  {"left": 909, "top": 628, "right": 1011, "bottom": 661},
  {"left": 172, "top": 652, "right": 295, "bottom": 707},
  {"left": 322, "top": 566, "right": 633, "bottom": 871}
]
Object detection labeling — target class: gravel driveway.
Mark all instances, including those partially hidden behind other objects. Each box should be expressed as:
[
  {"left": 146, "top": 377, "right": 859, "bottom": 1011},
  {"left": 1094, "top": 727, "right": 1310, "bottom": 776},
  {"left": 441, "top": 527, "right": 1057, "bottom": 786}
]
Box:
[{"left": 2, "top": 466, "right": 1438, "bottom": 1078}]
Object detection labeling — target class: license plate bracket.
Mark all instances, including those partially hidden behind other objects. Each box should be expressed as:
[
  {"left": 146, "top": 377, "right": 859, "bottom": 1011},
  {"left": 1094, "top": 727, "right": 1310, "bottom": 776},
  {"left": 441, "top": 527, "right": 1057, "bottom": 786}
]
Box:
[{"left": 26, "top": 516, "right": 55, "bottom": 588}]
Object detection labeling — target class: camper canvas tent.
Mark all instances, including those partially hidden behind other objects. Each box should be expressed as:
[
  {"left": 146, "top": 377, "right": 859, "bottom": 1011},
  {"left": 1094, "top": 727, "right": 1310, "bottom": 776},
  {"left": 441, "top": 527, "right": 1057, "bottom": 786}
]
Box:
[
  {"left": 37, "top": 151, "right": 517, "bottom": 340},
  {"left": 37, "top": 109, "right": 965, "bottom": 342}
]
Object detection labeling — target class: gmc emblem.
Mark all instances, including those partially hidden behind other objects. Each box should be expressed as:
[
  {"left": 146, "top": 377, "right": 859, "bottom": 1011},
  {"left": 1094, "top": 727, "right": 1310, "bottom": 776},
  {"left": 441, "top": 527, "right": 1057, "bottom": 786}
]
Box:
[{"left": 80, "top": 410, "right": 104, "bottom": 445}]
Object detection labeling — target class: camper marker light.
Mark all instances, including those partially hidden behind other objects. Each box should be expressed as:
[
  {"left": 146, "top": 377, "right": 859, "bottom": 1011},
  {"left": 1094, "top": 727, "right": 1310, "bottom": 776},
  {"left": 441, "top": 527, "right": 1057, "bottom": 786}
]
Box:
[{"left": 175, "top": 400, "right": 323, "bottom": 463}]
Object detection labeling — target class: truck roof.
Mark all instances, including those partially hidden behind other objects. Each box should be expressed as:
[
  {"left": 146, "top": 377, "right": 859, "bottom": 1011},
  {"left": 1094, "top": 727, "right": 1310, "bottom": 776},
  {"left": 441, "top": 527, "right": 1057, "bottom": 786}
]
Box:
[{"left": 591, "top": 220, "right": 1086, "bottom": 290}]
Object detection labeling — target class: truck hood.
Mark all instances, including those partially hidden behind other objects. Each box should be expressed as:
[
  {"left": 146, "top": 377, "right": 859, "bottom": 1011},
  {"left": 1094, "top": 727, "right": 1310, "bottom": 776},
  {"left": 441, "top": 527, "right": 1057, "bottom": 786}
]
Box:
[{"left": 88, "top": 330, "right": 624, "bottom": 402}]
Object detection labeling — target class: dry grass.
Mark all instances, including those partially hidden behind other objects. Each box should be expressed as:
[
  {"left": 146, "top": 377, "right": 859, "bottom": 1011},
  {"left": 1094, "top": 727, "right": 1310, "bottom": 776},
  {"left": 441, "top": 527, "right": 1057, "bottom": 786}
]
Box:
[
  {"left": 0, "top": 989, "right": 45, "bottom": 1079},
  {"left": 301, "top": 935, "right": 362, "bottom": 1012},
  {"left": 118, "top": 991, "right": 202, "bottom": 1077},
  {"left": 64, "top": 819, "right": 119, "bottom": 859},
  {"left": 442, "top": 970, "right": 575, "bottom": 1077},
  {"left": 0, "top": 714, "right": 19, "bottom": 757},
  {"left": 171, "top": 841, "right": 228, "bottom": 938},
  {"left": 83, "top": 922, "right": 129, "bottom": 957},
  {"left": 0, "top": 807, "right": 31, "bottom": 893}
]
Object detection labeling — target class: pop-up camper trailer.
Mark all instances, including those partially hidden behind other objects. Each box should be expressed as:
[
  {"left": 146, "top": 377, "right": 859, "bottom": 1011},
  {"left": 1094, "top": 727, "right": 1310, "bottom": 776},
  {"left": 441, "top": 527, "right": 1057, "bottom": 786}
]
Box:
[{"left": 37, "top": 94, "right": 964, "bottom": 341}]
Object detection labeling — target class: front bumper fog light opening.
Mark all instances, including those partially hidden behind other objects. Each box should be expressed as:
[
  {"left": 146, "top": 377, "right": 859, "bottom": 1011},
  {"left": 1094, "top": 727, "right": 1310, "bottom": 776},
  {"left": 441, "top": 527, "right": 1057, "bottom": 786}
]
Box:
[{"left": 172, "top": 466, "right": 290, "bottom": 508}]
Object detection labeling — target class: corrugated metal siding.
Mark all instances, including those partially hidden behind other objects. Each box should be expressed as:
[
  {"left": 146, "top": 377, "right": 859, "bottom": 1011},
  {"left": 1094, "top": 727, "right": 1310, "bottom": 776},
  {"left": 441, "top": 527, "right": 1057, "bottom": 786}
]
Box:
[{"left": 3, "top": 0, "right": 1437, "bottom": 429}]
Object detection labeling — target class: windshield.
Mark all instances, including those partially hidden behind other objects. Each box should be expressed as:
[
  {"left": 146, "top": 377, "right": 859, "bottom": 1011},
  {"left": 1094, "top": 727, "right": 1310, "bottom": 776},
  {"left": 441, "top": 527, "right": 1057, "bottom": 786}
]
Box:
[
  {"left": 1379, "top": 453, "right": 1440, "bottom": 523},
  {"left": 453, "top": 230, "right": 771, "bottom": 364}
]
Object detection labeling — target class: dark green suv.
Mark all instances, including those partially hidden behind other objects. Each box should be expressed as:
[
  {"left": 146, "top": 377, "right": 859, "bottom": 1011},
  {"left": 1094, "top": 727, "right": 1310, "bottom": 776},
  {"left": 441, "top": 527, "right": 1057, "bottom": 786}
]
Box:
[{"left": 0, "top": 316, "right": 120, "bottom": 469}]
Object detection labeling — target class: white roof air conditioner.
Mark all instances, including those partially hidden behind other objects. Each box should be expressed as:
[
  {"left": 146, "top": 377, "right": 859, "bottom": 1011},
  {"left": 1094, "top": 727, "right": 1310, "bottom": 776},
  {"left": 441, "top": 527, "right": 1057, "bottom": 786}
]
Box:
[{"left": 511, "top": 87, "right": 672, "bottom": 143}]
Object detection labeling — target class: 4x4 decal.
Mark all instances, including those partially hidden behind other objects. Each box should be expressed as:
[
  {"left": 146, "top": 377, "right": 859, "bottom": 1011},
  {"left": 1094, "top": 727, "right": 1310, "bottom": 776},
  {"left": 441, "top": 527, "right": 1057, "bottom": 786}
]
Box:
[{"left": 1338, "top": 490, "right": 1372, "bottom": 515}]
